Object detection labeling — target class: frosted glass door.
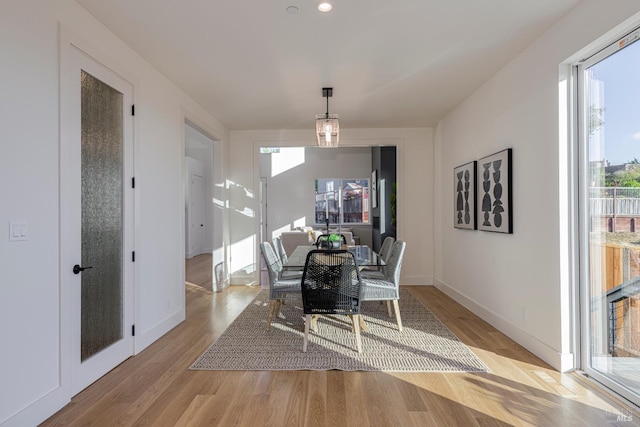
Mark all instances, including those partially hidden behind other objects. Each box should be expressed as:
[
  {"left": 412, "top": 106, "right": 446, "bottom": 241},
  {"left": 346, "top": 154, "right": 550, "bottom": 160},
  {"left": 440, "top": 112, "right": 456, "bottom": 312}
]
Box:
[
  {"left": 65, "top": 45, "right": 133, "bottom": 395},
  {"left": 80, "top": 70, "right": 124, "bottom": 361}
]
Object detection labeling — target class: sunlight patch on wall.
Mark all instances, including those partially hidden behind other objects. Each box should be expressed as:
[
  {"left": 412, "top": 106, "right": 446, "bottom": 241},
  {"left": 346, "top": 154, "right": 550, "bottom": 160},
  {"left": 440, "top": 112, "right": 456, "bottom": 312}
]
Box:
[
  {"left": 226, "top": 178, "right": 255, "bottom": 217},
  {"left": 212, "top": 197, "right": 224, "bottom": 208},
  {"left": 230, "top": 235, "right": 256, "bottom": 275},
  {"left": 232, "top": 206, "right": 254, "bottom": 218},
  {"left": 271, "top": 147, "right": 305, "bottom": 177},
  {"left": 226, "top": 179, "right": 254, "bottom": 198}
]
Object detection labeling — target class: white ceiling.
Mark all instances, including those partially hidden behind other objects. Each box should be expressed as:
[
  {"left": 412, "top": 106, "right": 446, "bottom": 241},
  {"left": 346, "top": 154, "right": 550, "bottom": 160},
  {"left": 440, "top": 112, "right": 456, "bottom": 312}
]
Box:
[{"left": 76, "top": 0, "right": 579, "bottom": 131}]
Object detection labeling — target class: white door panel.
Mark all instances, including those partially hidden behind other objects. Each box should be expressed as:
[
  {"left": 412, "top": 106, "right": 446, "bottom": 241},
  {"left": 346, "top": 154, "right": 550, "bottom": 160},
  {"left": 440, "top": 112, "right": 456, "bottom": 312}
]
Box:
[{"left": 63, "top": 46, "right": 135, "bottom": 395}]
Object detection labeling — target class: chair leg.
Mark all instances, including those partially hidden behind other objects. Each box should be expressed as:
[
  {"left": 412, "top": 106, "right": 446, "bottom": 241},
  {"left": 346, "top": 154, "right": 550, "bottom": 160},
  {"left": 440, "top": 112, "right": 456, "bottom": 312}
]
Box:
[
  {"left": 352, "top": 314, "right": 362, "bottom": 353},
  {"left": 310, "top": 314, "right": 319, "bottom": 332},
  {"left": 358, "top": 315, "right": 368, "bottom": 332},
  {"left": 275, "top": 300, "right": 283, "bottom": 319},
  {"left": 392, "top": 300, "right": 403, "bottom": 331},
  {"left": 267, "top": 301, "right": 276, "bottom": 330},
  {"left": 303, "top": 314, "right": 311, "bottom": 352},
  {"left": 386, "top": 301, "right": 392, "bottom": 317}
]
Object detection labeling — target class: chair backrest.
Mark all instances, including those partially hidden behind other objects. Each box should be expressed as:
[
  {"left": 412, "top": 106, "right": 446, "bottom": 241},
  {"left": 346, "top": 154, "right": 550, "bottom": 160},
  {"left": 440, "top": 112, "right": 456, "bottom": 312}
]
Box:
[
  {"left": 378, "top": 236, "right": 395, "bottom": 262},
  {"left": 384, "top": 240, "right": 406, "bottom": 286},
  {"left": 259, "top": 241, "right": 282, "bottom": 285},
  {"left": 301, "top": 250, "right": 362, "bottom": 315},
  {"left": 272, "top": 236, "right": 288, "bottom": 263}
]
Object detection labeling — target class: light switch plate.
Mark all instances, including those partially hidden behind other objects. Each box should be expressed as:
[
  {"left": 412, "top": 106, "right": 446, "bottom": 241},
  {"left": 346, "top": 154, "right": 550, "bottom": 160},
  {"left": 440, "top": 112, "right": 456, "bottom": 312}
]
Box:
[{"left": 9, "top": 220, "right": 28, "bottom": 241}]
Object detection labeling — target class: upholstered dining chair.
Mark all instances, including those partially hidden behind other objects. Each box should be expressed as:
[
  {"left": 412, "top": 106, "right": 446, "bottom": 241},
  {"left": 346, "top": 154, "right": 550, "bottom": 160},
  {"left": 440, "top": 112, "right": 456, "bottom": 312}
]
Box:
[
  {"left": 272, "top": 236, "right": 288, "bottom": 263},
  {"left": 361, "top": 240, "right": 406, "bottom": 331},
  {"left": 378, "top": 236, "right": 395, "bottom": 263},
  {"left": 300, "top": 249, "right": 363, "bottom": 353},
  {"left": 360, "top": 236, "right": 395, "bottom": 276},
  {"left": 272, "top": 236, "right": 303, "bottom": 280},
  {"left": 259, "top": 241, "right": 302, "bottom": 330}
]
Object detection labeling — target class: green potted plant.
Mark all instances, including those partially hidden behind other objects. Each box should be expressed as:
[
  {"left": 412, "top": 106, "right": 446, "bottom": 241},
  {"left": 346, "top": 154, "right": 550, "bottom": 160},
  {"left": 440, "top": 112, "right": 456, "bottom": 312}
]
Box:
[
  {"left": 390, "top": 182, "right": 397, "bottom": 228},
  {"left": 328, "top": 233, "right": 342, "bottom": 249},
  {"left": 318, "top": 233, "right": 342, "bottom": 250}
]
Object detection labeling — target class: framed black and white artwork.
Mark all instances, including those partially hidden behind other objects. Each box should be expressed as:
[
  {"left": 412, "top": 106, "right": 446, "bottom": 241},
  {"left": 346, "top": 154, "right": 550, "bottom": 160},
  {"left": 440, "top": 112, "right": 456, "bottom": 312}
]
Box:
[
  {"left": 477, "top": 148, "right": 512, "bottom": 233},
  {"left": 371, "top": 169, "right": 378, "bottom": 208},
  {"left": 453, "top": 161, "right": 477, "bottom": 230}
]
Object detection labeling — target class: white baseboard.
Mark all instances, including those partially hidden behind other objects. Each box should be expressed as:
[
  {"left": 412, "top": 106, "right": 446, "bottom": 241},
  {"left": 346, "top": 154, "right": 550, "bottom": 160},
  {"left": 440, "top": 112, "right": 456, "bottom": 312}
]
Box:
[
  {"left": 1, "top": 386, "right": 70, "bottom": 427},
  {"left": 433, "top": 277, "right": 575, "bottom": 372},
  {"left": 134, "top": 310, "right": 185, "bottom": 354},
  {"left": 1, "top": 308, "right": 186, "bottom": 427}
]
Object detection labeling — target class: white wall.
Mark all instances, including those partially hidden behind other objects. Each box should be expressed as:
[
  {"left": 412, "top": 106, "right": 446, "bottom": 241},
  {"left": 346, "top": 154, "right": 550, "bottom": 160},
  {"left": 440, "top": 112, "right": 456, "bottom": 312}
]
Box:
[
  {"left": 228, "top": 128, "right": 434, "bottom": 287},
  {"left": 0, "top": 1, "right": 228, "bottom": 425},
  {"left": 434, "top": 0, "right": 640, "bottom": 371},
  {"left": 260, "top": 146, "right": 372, "bottom": 240}
]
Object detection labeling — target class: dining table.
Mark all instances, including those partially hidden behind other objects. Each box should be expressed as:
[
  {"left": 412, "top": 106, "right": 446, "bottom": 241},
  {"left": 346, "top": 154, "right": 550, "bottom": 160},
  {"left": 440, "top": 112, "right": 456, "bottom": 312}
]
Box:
[{"left": 282, "top": 244, "right": 385, "bottom": 270}]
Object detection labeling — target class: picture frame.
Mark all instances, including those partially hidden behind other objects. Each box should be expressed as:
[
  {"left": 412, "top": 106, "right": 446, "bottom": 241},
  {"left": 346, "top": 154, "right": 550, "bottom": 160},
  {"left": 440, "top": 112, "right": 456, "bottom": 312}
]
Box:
[
  {"left": 371, "top": 169, "right": 378, "bottom": 208},
  {"left": 453, "top": 161, "right": 477, "bottom": 230},
  {"left": 477, "top": 148, "right": 512, "bottom": 233}
]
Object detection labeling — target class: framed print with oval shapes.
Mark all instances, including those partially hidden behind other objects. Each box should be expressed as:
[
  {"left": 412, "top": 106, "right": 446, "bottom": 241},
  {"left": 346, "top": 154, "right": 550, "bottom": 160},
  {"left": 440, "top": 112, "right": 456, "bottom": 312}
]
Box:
[
  {"left": 477, "top": 148, "right": 512, "bottom": 234},
  {"left": 453, "top": 161, "right": 477, "bottom": 230}
]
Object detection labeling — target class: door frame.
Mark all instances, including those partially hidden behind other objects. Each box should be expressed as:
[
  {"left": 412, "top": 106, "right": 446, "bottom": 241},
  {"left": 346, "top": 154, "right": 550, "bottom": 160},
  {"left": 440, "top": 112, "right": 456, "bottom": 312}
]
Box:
[
  {"left": 59, "top": 26, "right": 138, "bottom": 396},
  {"left": 576, "top": 26, "right": 640, "bottom": 406}
]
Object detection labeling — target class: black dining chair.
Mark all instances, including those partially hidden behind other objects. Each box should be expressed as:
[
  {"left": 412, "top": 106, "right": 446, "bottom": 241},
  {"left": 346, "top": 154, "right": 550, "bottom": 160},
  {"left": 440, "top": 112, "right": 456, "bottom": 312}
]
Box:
[{"left": 300, "top": 249, "right": 363, "bottom": 353}]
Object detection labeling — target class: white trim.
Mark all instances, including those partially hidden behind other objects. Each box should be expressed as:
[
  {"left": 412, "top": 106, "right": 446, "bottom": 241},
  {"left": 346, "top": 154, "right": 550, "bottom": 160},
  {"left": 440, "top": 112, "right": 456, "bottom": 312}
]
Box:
[
  {"left": 134, "top": 310, "right": 185, "bottom": 352},
  {"left": 0, "top": 388, "right": 69, "bottom": 427},
  {"left": 433, "top": 277, "right": 575, "bottom": 372}
]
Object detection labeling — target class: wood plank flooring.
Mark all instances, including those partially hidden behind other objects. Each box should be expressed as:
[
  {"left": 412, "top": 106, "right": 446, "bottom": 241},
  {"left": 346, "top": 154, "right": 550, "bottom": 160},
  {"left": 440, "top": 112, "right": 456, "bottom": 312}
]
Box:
[
  {"left": 42, "top": 264, "right": 640, "bottom": 426},
  {"left": 185, "top": 254, "right": 213, "bottom": 291}
]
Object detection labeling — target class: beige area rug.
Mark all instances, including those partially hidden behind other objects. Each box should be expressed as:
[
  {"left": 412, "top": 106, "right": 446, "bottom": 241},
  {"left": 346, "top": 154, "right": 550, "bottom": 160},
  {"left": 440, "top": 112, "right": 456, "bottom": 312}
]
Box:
[{"left": 190, "top": 289, "right": 489, "bottom": 372}]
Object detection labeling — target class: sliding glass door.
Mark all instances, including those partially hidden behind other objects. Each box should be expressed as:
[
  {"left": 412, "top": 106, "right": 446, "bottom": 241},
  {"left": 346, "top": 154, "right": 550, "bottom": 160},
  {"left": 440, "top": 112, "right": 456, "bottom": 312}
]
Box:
[{"left": 579, "top": 28, "right": 640, "bottom": 406}]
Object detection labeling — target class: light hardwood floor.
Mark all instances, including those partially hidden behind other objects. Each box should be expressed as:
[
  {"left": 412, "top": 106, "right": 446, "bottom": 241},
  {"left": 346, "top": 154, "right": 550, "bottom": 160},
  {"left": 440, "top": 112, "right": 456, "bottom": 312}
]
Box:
[
  {"left": 185, "top": 254, "right": 213, "bottom": 291},
  {"left": 42, "top": 270, "right": 640, "bottom": 426}
]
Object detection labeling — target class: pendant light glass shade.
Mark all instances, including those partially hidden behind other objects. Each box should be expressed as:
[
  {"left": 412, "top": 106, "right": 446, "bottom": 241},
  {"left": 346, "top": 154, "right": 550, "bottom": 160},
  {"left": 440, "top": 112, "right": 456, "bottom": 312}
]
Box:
[
  {"left": 316, "top": 87, "right": 339, "bottom": 147},
  {"left": 316, "top": 114, "right": 339, "bottom": 147}
]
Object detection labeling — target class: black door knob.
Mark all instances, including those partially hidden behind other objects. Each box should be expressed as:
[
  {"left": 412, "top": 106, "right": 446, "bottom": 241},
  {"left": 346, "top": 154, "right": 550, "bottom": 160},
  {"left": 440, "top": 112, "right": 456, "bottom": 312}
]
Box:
[{"left": 73, "top": 264, "right": 93, "bottom": 274}]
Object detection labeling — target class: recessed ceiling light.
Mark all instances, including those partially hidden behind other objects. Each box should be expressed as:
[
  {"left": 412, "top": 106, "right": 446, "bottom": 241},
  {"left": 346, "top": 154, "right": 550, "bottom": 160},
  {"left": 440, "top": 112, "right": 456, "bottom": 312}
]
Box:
[
  {"left": 317, "top": 2, "right": 332, "bottom": 12},
  {"left": 286, "top": 6, "right": 299, "bottom": 14}
]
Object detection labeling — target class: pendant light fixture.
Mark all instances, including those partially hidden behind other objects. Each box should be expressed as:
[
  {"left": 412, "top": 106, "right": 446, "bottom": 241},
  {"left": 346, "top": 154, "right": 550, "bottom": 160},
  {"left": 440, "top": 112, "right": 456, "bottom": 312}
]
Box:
[{"left": 315, "top": 87, "right": 339, "bottom": 147}]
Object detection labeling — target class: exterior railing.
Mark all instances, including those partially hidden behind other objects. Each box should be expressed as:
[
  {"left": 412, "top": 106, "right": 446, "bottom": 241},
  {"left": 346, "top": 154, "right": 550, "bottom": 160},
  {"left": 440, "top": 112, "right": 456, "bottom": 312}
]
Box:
[{"left": 590, "top": 187, "right": 640, "bottom": 216}]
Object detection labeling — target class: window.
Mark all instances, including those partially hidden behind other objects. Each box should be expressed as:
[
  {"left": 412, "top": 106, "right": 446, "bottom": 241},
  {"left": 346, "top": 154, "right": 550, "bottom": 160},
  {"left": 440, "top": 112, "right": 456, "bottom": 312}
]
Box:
[
  {"left": 315, "top": 178, "right": 369, "bottom": 225},
  {"left": 578, "top": 27, "right": 640, "bottom": 406},
  {"left": 259, "top": 147, "right": 280, "bottom": 154}
]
